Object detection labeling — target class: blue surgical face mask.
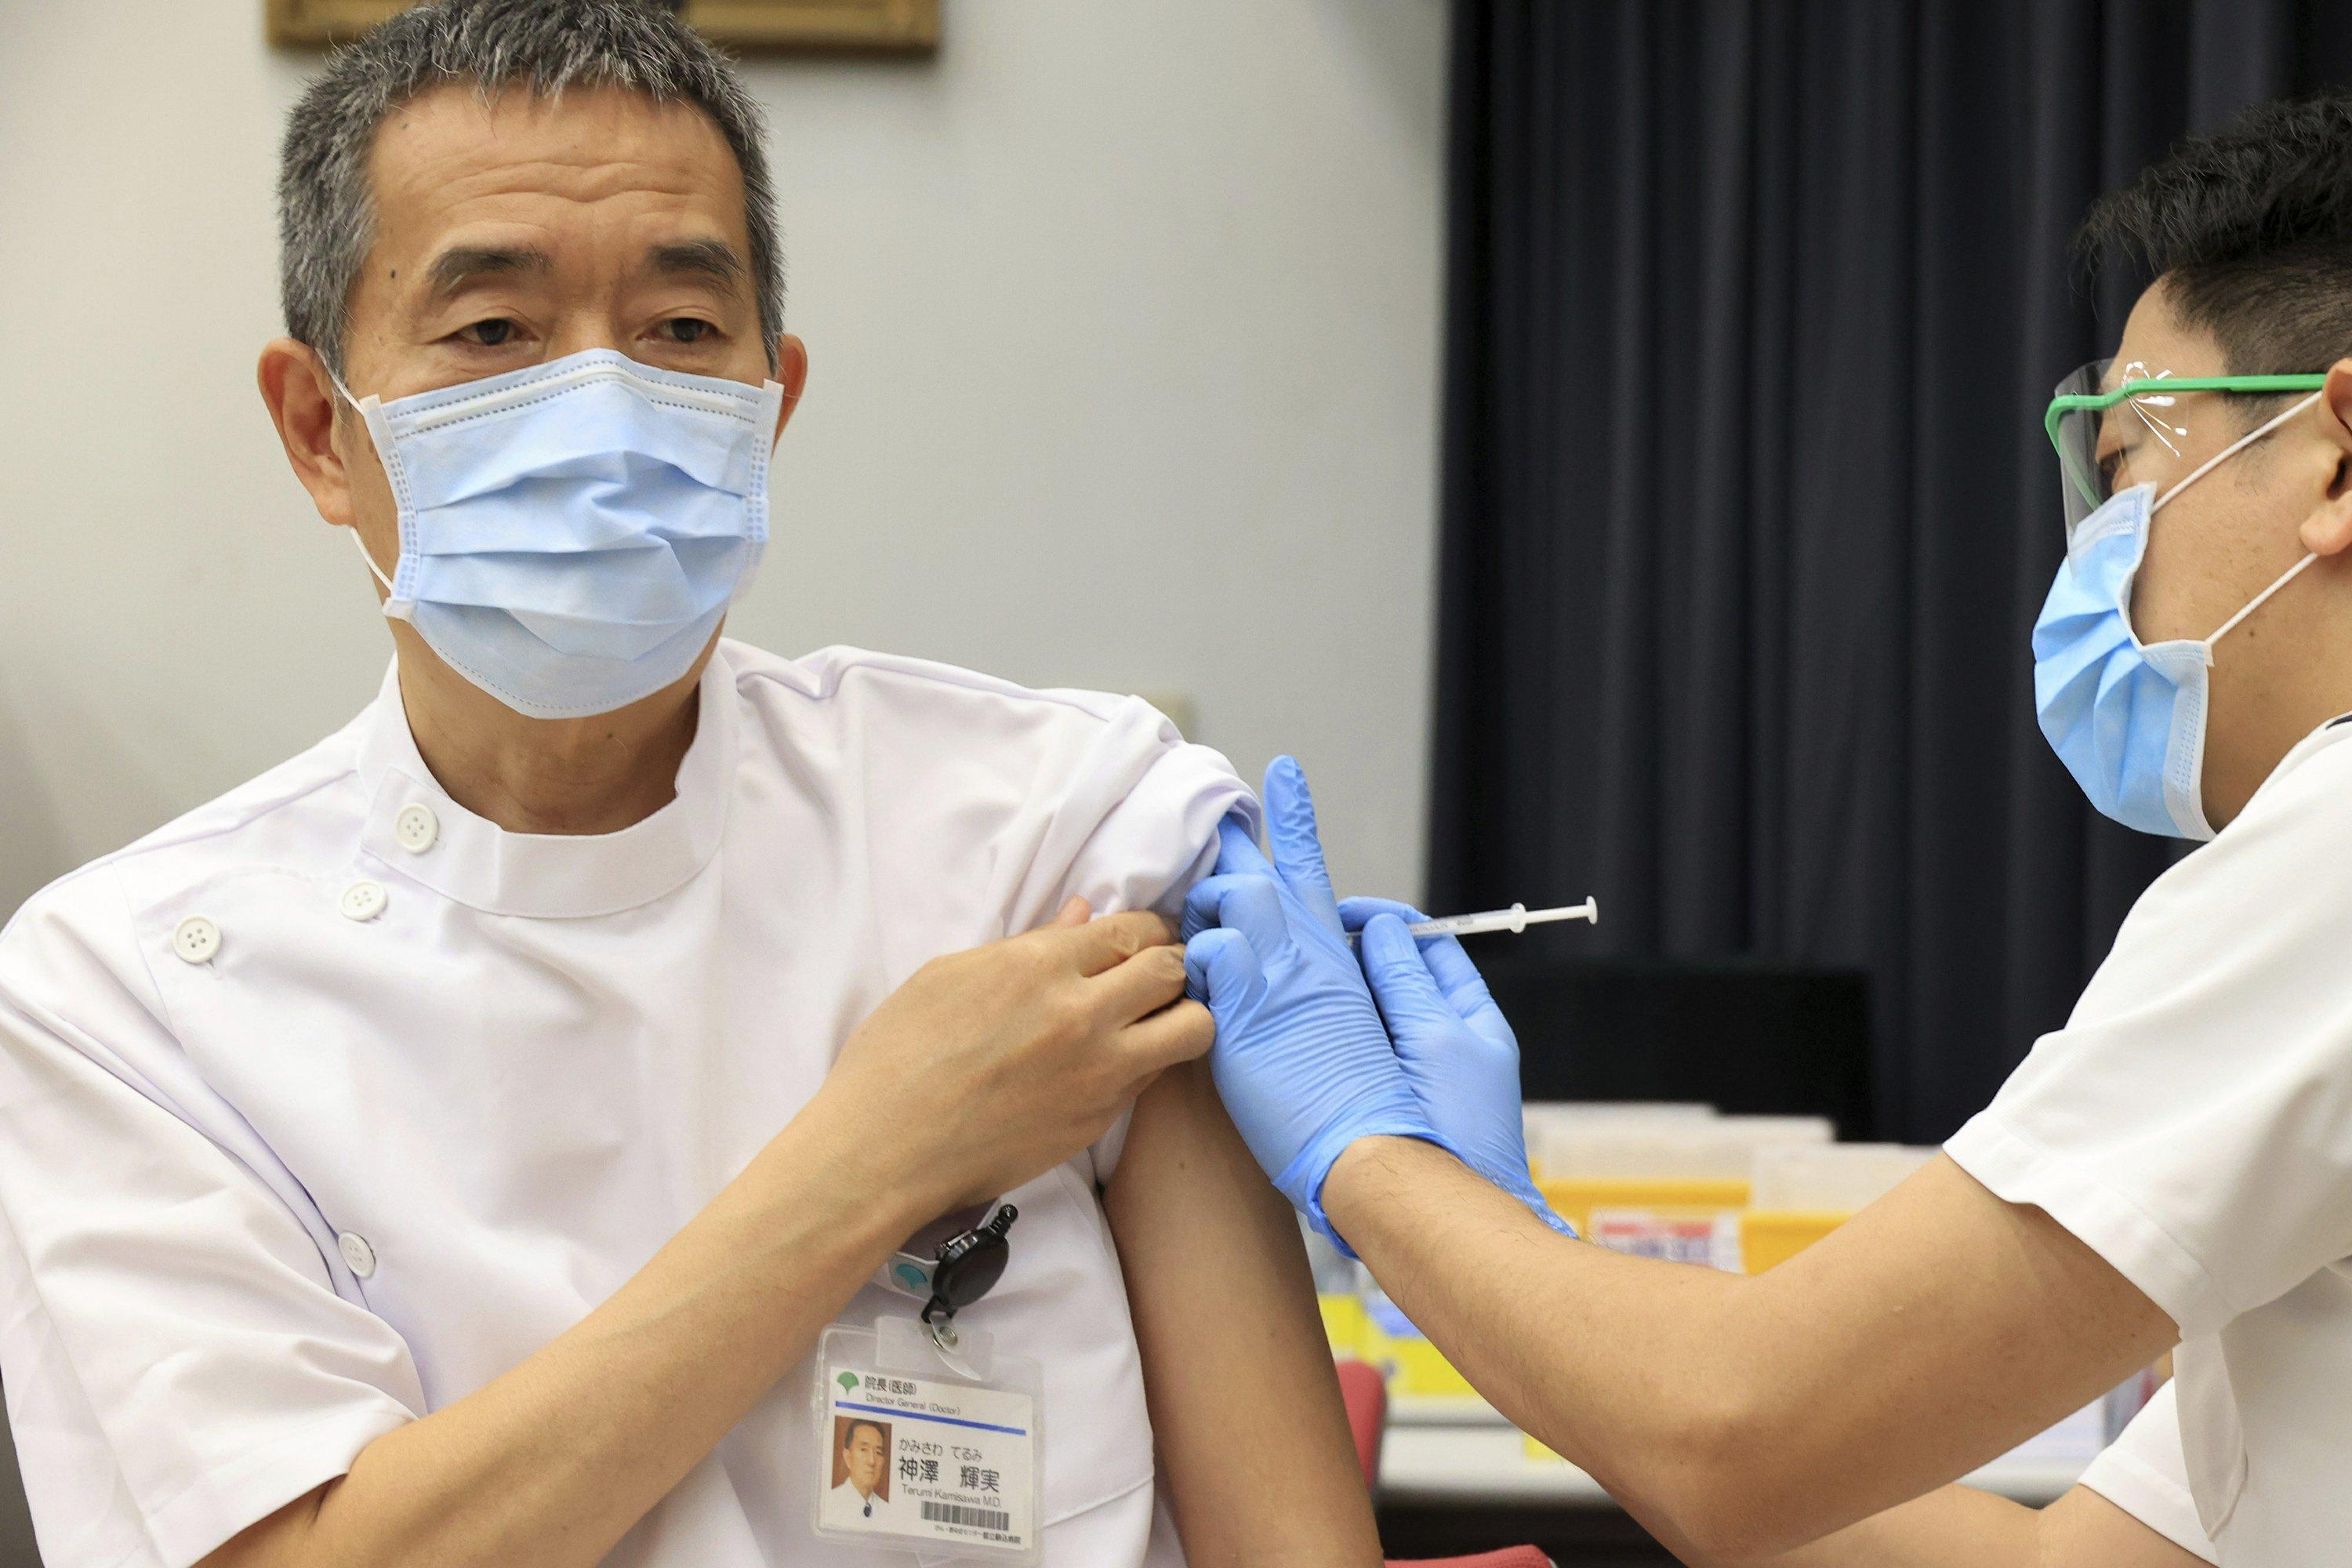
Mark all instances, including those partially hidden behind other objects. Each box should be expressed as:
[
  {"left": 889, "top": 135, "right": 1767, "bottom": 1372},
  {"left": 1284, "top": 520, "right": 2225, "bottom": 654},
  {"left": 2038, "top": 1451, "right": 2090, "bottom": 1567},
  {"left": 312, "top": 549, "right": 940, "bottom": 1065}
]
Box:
[
  {"left": 2032, "top": 392, "right": 2321, "bottom": 839},
  {"left": 335, "top": 349, "right": 785, "bottom": 720}
]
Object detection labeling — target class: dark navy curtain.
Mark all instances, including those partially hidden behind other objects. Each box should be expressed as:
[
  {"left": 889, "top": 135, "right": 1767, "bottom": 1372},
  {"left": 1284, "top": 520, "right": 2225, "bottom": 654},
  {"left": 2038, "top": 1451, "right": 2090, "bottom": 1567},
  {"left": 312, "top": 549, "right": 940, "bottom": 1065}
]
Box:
[{"left": 1429, "top": 0, "right": 2352, "bottom": 1141}]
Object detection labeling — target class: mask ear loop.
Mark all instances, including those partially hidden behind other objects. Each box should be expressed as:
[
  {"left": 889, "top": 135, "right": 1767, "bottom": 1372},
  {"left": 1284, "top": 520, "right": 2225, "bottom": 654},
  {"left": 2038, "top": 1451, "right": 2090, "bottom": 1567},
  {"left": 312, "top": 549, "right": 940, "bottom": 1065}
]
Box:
[
  {"left": 2148, "top": 391, "right": 2327, "bottom": 652},
  {"left": 2151, "top": 390, "right": 2321, "bottom": 516},
  {"left": 347, "top": 524, "right": 397, "bottom": 596},
  {"left": 324, "top": 362, "right": 402, "bottom": 600},
  {"left": 2205, "top": 551, "right": 2318, "bottom": 650}
]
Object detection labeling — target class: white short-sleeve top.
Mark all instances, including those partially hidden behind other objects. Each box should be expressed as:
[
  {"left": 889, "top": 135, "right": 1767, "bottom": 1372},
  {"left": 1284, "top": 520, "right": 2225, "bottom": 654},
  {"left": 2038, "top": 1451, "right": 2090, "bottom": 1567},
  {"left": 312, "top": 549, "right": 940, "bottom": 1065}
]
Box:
[
  {"left": 2078, "top": 1382, "right": 2216, "bottom": 1563},
  {"left": 0, "top": 640, "right": 1248, "bottom": 1568},
  {"left": 1947, "top": 718, "right": 2352, "bottom": 1566}
]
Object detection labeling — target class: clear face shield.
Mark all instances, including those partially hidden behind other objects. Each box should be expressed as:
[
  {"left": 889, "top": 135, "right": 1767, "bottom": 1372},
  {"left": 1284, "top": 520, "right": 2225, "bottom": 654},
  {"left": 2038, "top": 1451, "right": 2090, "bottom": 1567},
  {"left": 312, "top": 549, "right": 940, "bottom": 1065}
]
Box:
[{"left": 2045, "top": 359, "right": 2325, "bottom": 551}]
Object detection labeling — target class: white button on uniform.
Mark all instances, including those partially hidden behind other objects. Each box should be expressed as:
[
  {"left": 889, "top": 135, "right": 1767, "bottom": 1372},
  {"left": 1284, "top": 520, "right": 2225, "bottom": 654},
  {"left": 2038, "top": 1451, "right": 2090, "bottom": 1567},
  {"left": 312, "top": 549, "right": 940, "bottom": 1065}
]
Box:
[
  {"left": 172, "top": 916, "right": 221, "bottom": 965},
  {"left": 338, "top": 1231, "right": 377, "bottom": 1278},
  {"left": 394, "top": 804, "right": 440, "bottom": 853},
  {"left": 339, "top": 880, "right": 389, "bottom": 922}
]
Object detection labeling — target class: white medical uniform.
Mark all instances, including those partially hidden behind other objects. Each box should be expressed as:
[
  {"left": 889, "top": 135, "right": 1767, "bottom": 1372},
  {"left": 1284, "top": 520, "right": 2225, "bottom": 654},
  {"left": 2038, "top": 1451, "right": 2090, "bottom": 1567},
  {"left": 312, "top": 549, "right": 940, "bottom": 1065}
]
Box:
[
  {"left": 1946, "top": 717, "right": 2352, "bottom": 1566},
  {"left": 2078, "top": 1384, "right": 2216, "bottom": 1563},
  {"left": 0, "top": 639, "right": 1248, "bottom": 1568}
]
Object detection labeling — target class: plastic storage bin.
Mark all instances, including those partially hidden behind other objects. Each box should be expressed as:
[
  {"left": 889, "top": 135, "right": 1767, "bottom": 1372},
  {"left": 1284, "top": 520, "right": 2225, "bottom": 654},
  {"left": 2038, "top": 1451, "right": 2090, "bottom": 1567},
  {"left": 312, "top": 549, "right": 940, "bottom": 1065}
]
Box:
[
  {"left": 1740, "top": 1144, "right": 1938, "bottom": 1272},
  {"left": 1537, "top": 1115, "right": 1831, "bottom": 1270}
]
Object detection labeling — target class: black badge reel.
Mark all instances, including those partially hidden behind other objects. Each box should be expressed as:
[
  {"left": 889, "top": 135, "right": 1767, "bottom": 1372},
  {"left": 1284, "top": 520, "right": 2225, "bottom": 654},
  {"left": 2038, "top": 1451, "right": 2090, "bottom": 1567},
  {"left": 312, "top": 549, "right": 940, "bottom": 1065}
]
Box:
[{"left": 874, "top": 1203, "right": 1018, "bottom": 1352}]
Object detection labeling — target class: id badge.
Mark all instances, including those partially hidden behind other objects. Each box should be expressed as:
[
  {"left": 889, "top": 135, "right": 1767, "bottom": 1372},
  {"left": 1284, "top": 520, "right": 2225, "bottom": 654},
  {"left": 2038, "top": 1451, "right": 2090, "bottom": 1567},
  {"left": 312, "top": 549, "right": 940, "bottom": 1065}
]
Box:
[{"left": 813, "top": 1318, "right": 1045, "bottom": 1565}]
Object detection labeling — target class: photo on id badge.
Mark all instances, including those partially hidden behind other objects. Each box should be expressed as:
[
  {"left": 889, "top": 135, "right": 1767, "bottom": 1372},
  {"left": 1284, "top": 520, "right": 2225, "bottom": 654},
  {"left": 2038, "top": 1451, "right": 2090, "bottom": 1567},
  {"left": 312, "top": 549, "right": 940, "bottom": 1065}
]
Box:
[{"left": 826, "top": 1414, "right": 896, "bottom": 1526}]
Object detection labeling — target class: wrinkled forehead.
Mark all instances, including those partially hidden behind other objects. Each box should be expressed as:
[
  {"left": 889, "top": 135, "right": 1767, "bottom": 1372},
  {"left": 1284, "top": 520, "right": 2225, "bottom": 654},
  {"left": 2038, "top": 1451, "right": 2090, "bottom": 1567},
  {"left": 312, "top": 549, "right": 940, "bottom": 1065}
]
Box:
[{"left": 364, "top": 80, "right": 749, "bottom": 258}]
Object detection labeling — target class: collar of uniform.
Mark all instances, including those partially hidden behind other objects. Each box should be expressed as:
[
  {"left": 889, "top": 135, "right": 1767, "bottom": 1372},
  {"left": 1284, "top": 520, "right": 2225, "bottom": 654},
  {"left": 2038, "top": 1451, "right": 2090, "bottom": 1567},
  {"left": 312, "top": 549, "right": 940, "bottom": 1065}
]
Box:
[
  {"left": 354, "top": 646, "right": 739, "bottom": 918},
  {"left": 2277, "top": 713, "right": 2352, "bottom": 767},
  {"left": 2226, "top": 711, "right": 2352, "bottom": 830}
]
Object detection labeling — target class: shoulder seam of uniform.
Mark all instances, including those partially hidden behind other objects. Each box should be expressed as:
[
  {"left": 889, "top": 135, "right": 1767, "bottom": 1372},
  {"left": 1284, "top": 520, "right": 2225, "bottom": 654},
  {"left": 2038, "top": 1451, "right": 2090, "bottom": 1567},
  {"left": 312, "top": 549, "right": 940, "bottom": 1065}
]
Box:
[
  {"left": 14, "top": 764, "right": 355, "bottom": 918},
  {"left": 734, "top": 646, "right": 1149, "bottom": 728},
  {"left": 106, "top": 766, "right": 350, "bottom": 869}
]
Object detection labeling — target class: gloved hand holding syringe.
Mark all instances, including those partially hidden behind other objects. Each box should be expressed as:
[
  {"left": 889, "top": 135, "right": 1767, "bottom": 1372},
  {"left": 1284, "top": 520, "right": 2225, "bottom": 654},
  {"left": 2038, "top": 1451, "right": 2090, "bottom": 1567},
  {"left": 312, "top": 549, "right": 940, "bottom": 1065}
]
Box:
[{"left": 1345, "top": 898, "right": 1599, "bottom": 943}]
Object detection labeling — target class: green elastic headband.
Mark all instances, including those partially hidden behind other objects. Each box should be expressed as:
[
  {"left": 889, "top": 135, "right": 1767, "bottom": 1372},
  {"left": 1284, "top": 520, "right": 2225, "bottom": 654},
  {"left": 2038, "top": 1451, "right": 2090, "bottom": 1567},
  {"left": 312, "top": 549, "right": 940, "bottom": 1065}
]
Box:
[{"left": 2045, "top": 374, "right": 2328, "bottom": 506}]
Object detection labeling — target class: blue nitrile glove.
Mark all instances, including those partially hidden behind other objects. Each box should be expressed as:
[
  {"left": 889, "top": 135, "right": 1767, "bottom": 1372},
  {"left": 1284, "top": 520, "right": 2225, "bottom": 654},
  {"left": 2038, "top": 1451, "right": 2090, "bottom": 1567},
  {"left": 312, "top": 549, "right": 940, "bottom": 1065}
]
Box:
[
  {"left": 1182, "top": 758, "right": 1455, "bottom": 1251},
  {"left": 1341, "top": 896, "right": 1576, "bottom": 1236}
]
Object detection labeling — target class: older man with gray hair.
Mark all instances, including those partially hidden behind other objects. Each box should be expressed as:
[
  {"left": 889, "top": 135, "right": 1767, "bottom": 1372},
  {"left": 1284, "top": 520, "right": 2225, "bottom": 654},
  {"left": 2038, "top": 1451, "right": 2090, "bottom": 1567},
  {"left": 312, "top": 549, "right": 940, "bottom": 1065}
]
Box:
[{"left": 0, "top": 3, "right": 1388, "bottom": 1566}]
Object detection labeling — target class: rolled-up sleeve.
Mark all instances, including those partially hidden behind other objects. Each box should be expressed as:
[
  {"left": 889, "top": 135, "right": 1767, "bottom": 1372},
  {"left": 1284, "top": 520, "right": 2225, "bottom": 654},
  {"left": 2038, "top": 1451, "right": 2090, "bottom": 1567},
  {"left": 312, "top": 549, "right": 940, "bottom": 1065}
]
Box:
[
  {"left": 1018, "top": 696, "right": 1255, "bottom": 1185},
  {"left": 0, "top": 869, "right": 422, "bottom": 1568},
  {"left": 1054, "top": 702, "right": 1255, "bottom": 927}
]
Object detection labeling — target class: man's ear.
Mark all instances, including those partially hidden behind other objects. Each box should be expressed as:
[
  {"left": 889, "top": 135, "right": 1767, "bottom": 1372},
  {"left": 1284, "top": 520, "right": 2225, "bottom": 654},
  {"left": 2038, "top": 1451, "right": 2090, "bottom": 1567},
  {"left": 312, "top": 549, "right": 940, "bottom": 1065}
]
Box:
[
  {"left": 2300, "top": 359, "right": 2352, "bottom": 558},
  {"left": 257, "top": 338, "right": 359, "bottom": 529},
  {"left": 771, "top": 332, "right": 809, "bottom": 443}
]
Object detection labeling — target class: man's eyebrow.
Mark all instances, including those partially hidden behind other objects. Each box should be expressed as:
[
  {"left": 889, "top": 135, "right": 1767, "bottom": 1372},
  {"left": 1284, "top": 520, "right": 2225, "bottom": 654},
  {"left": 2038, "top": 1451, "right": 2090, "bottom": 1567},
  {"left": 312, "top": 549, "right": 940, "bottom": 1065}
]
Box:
[
  {"left": 423, "top": 244, "right": 553, "bottom": 299},
  {"left": 646, "top": 238, "right": 748, "bottom": 294}
]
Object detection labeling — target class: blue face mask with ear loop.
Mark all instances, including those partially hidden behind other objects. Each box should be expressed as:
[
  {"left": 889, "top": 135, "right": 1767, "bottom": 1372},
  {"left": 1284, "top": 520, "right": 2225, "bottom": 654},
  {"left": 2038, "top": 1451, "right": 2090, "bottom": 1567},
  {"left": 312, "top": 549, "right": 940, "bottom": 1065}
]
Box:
[
  {"left": 2032, "top": 390, "right": 2322, "bottom": 840},
  {"left": 331, "top": 349, "right": 786, "bottom": 720}
]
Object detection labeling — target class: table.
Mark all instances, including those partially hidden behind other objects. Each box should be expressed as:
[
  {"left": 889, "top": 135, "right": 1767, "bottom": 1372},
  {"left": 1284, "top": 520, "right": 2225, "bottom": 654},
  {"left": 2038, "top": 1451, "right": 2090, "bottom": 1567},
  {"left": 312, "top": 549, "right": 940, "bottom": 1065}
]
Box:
[{"left": 1381, "top": 1422, "right": 2087, "bottom": 1510}]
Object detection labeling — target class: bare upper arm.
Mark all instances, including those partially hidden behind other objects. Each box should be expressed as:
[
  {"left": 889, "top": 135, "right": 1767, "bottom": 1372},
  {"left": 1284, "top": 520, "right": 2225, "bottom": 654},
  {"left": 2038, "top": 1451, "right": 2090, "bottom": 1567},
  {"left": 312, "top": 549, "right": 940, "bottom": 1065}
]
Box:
[
  {"left": 1104, "top": 1062, "right": 1382, "bottom": 1567},
  {"left": 1102, "top": 1059, "right": 1330, "bottom": 1387}
]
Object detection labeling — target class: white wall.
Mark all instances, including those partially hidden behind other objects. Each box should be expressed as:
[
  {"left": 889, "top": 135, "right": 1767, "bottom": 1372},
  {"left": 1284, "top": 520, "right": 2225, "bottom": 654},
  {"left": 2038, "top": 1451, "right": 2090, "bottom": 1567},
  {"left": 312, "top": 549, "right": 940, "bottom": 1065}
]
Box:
[{"left": 0, "top": 0, "right": 1450, "bottom": 921}]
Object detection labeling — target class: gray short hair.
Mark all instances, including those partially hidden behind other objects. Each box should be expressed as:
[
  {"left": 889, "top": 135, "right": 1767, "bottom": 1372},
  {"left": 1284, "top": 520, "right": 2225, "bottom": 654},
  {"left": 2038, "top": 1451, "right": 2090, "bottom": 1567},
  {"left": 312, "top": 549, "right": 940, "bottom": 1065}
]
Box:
[{"left": 278, "top": 0, "right": 783, "bottom": 376}]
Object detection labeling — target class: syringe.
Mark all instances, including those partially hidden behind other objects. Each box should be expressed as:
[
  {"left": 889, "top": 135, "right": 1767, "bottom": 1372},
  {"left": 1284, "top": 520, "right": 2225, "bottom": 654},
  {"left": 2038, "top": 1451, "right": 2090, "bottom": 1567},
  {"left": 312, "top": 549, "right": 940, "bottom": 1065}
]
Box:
[{"left": 1347, "top": 898, "right": 1599, "bottom": 942}]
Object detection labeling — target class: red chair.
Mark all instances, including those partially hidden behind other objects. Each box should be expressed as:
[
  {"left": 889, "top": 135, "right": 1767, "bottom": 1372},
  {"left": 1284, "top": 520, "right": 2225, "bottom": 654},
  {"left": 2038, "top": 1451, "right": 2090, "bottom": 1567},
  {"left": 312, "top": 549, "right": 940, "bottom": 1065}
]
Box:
[{"left": 1336, "top": 1359, "right": 1556, "bottom": 1568}]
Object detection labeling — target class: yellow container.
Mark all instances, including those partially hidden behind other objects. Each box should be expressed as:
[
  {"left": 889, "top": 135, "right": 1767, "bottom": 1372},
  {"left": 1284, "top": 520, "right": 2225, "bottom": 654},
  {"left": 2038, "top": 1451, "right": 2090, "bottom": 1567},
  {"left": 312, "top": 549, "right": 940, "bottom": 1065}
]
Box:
[
  {"left": 1738, "top": 1210, "right": 1849, "bottom": 1273},
  {"left": 1740, "top": 1145, "right": 1936, "bottom": 1272},
  {"left": 1318, "top": 1291, "right": 1367, "bottom": 1359},
  {"left": 1539, "top": 1176, "right": 1751, "bottom": 1271}
]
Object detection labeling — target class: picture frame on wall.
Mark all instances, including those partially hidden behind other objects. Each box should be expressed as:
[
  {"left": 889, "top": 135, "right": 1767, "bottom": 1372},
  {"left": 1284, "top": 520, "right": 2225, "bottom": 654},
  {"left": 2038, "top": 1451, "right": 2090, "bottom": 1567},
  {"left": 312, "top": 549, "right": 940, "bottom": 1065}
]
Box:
[{"left": 264, "top": 0, "right": 938, "bottom": 51}]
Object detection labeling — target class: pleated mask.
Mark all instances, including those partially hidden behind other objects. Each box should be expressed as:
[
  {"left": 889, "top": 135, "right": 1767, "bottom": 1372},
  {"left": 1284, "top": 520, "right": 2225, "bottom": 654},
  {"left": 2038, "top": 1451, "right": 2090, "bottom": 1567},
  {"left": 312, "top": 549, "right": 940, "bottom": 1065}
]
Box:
[{"left": 335, "top": 349, "right": 785, "bottom": 720}]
